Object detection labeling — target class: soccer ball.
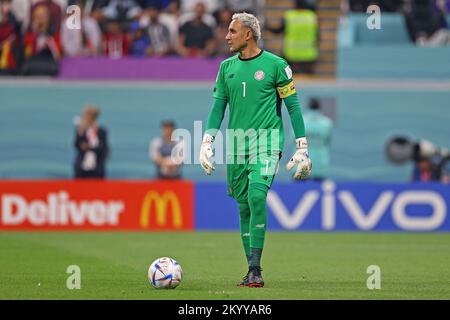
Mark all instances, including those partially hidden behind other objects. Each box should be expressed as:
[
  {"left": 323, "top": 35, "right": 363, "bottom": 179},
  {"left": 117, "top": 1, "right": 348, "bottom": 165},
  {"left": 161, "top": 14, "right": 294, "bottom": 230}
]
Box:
[{"left": 148, "top": 257, "right": 183, "bottom": 289}]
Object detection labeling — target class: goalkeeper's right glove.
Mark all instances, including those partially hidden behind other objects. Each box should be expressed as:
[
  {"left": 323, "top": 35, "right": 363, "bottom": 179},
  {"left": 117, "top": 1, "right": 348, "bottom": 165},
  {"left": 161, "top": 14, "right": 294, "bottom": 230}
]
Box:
[{"left": 199, "top": 134, "right": 215, "bottom": 175}]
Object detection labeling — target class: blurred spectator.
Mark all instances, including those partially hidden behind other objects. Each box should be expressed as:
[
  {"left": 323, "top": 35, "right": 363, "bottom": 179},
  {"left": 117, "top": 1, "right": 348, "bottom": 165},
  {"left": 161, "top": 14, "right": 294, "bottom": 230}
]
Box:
[
  {"left": 412, "top": 156, "right": 449, "bottom": 183},
  {"left": 214, "top": 6, "right": 232, "bottom": 56},
  {"left": 0, "top": 0, "right": 22, "bottom": 75},
  {"left": 150, "top": 120, "right": 184, "bottom": 179},
  {"left": 410, "top": 137, "right": 450, "bottom": 183},
  {"left": 181, "top": 0, "right": 219, "bottom": 14},
  {"left": 302, "top": 98, "right": 333, "bottom": 181},
  {"left": 221, "top": 0, "right": 258, "bottom": 15},
  {"left": 22, "top": 4, "right": 61, "bottom": 75},
  {"left": 140, "top": 0, "right": 171, "bottom": 11},
  {"left": 266, "top": 0, "right": 318, "bottom": 74},
  {"left": 443, "top": 159, "right": 450, "bottom": 184},
  {"left": 140, "top": 5, "right": 172, "bottom": 56},
  {"left": 177, "top": 2, "right": 216, "bottom": 57},
  {"left": 61, "top": 0, "right": 102, "bottom": 56},
  {"left": 128, "top": 20, "right": 151, "bottom": 55},
  {"left": 67, "top": 0, "right": 110, "bottom": 25},
  {"left": 158, "top": 0, "right": 182, "bottom": 47},
  {"left": 102, "top": 0, "right": 142, "bottom": 23},
  {"left": 179, "top": 1, "right": 216, "bottom": 29},
  {"left": 74, "top": 105, "right": 109, "bottom": 179},
  {"left": 10, "top": 0, "right": 31, "bottom": 33},
  {"left": 405, "top": 0, "right": 450, "bottom": 46},
  {"left": 103, "top": 19, "right": 129, "bottom": 58},
  {"left": 30, "top": 0, "right": 63, "bottom": 33}
]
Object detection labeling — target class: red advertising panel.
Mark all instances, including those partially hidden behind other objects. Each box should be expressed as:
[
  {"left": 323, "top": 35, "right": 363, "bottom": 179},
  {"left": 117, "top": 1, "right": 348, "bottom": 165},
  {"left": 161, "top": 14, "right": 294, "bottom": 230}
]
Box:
[{"left": 0, "top": 180, "right": 194, "bottom": 231}]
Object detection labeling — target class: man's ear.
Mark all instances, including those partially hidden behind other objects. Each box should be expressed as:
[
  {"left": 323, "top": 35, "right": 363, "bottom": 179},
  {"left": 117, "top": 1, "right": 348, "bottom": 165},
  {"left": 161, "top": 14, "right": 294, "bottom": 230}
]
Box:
[{"left": 245, "top": 29, "right": 252, "bottom": 41}]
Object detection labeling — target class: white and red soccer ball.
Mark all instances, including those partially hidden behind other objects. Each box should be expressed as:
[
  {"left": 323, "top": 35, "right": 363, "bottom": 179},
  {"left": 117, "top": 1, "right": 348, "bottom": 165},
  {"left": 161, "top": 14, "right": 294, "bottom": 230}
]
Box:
[{"left": 148, "top": 257, "right": 183, "bottom": 289}]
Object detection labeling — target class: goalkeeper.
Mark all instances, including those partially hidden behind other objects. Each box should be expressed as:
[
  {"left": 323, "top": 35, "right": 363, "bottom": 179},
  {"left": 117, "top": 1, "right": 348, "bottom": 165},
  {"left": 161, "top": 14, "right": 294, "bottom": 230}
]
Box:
[{"left": 199, "top": 12, "right": 312, "bottom": 288}]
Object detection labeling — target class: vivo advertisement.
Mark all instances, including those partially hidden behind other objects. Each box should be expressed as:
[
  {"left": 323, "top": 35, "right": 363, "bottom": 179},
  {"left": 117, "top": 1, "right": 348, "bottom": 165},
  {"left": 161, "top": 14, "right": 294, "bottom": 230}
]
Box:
[
  {"left": 195, "top": 181, "right": 450, "bottom": 231},
  {"left": 1, "top": 180, "right": 449, "bottom": 232}
]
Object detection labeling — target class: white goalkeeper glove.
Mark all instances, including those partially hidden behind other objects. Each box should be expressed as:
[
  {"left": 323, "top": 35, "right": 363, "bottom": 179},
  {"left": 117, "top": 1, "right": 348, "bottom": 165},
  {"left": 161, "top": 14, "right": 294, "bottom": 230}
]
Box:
[
  {"left": 286, "top": 137, "right": 312, "bottom": 180},
  {"left": 199, "top": 134, "right": 215, "bottom": 175}
]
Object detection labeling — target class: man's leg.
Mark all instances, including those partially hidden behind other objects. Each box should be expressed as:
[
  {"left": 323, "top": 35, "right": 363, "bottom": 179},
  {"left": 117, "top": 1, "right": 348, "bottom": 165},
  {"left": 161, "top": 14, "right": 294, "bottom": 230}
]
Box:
[
  {"left": 245, "top": 153, "right": 279, "bottom": 287},
  {"left": 227, "top": 155, "right": 252, "bottom": 286},
  {"left": 237, "top": 201, "right": 251, "bottom": 264},
  {"left": 236, "top": 200, "right": 252, "bottom": 287},
  {"left": 248, "top": 183, "right": 269, "bottom": 268}
]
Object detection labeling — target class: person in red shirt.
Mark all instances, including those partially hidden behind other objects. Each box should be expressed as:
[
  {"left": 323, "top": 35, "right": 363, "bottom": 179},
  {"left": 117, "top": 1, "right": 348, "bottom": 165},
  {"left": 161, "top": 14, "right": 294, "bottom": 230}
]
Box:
[
  {"left": 30, "top": 0, "right": 62, "bottom": 33},
  {"left": 103, "top": 19, "right": 129, "bottom": 58},
  {"left": 0, "top": 0, "right": 21, "bottom": 74},
  {"left": 22, "top": 4, "right": 61, "bottom": 75}
]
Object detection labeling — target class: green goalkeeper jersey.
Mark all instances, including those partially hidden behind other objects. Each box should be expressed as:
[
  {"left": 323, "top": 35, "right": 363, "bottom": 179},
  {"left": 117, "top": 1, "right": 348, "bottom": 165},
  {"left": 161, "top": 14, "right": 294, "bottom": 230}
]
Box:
[{"left": 212, "top": 50, "right": 298, "bottom": 156}]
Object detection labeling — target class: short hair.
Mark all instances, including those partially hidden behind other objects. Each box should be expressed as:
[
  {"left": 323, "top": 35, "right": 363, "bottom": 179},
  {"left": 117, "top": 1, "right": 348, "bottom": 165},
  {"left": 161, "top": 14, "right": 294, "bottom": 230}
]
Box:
[
  {"left": 83, "top": 104, "right": 100, "bottom": 120},
  {"left": 161, "top": 120, "right": 175, "bottom": 128},
  {"left": 231, "top": 12, "right": 261, "bottom": 42}
]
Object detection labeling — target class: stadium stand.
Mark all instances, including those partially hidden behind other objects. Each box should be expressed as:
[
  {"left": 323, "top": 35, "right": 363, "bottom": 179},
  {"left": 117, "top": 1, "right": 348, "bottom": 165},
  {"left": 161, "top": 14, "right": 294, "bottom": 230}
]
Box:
[
  {"left": 1, "top": 0, "right": 450, "bottom": 183},
  {"left": 338, "top": 12, "right": 450, "bottom": 79}
]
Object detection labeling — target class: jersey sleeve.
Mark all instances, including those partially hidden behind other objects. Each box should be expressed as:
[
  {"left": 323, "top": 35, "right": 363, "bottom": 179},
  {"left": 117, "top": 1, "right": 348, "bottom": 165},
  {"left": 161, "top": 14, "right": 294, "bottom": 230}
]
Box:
[
  {"left": 213, "top": 62, "right": 228, "bottom": 101},
  {"left": 275, "top": 59, "right": 296, "bottom": 99}
]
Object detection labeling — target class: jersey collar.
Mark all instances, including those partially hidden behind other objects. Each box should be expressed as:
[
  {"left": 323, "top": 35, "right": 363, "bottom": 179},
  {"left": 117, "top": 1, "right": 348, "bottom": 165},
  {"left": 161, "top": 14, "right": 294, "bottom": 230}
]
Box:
[{"left": 238, "top": 49, "right": 264, "bottom": 61}]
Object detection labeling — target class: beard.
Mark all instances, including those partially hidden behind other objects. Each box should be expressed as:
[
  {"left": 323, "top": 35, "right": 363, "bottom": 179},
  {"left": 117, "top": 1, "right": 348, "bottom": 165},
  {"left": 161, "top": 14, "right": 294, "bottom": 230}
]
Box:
[{"left": 229, "top": 42, "right": 247, "bottom": 53}]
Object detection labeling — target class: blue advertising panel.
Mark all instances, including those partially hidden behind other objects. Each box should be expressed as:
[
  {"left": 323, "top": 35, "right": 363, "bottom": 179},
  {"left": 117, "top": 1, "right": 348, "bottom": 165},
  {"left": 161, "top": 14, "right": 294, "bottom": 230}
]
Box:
[
  {"left": 195, "top": 181, "right": 450, "bottom": 231},
  {"left": 195, "top": 182, "right": 240, "bottom": 230}
]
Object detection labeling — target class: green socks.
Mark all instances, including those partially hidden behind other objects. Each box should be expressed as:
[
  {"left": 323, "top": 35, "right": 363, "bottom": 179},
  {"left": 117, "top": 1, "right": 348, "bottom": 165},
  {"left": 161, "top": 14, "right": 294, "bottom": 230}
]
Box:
[
  {"left": 238, "top": 201, "right": 251, "bottom": 260},
  {"left": 248, "top": 184, "right": 268, "bottom": 249},
  {"left": 238, "top": 183, "right": 269, "bottom": 268}
]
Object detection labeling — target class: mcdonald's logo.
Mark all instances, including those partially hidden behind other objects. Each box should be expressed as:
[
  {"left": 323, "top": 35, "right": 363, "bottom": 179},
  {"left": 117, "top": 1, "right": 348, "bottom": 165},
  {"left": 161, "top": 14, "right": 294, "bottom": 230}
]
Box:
[{"left": 140, "top": 191, "right": 183, "bottom": 229}]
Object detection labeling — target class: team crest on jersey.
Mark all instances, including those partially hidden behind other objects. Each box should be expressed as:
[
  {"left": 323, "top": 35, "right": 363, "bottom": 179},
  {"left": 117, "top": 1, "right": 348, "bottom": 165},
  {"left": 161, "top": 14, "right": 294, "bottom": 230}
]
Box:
[{"left": 254, "top": 70, "right": 265, "bottom": 81}]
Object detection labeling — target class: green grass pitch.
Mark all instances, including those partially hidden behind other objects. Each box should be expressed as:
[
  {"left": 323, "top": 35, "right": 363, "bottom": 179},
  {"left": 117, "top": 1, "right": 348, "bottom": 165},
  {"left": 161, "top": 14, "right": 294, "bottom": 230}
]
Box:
[{"left": 1, "top": 232, "right": 450, "bottom": 299}]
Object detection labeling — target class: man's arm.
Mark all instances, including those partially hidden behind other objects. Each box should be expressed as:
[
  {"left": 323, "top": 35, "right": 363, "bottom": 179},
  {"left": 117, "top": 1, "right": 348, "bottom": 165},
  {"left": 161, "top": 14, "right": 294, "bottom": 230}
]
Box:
[
  {"left": 283, "top": 93, "right": 306, "bottom": 139},
  {"left": 199, "top": 98, "right": 227, "bottom": 175},
  {"left": 284, "top": 94, "right": 311, "bottom": 179},
  {"left": 74, "top": 128, "right": 88, "bottom": 152},
  {"left": 150, "top": 138, "right": 164, "bottom": 166},
  {"left": 176, "top": 33, "right": 189, "bottom": 56},
  {"left": 199, "top": 61, "right": 228, "bottom": 175},
  {"left": 276, "top": 68, "right": 311, "bottom": 179},
  {"left": 205, "top": 98, "right": 227, "bottom": 137}
]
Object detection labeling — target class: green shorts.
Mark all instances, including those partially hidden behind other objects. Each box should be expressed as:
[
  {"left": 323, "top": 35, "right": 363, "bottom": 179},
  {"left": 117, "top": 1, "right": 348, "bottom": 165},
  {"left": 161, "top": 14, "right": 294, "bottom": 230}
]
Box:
[{"left": 226, "top": 153, "right": 281, "bottom": 202}]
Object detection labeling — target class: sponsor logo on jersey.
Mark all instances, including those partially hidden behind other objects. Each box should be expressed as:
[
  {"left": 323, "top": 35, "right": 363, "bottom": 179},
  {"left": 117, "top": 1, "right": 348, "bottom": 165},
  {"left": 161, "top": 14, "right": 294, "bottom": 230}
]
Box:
[
  {"left": 254, "top": 70, "right": 265, "bottom": 81},
  {"left": 228, "top": 73, "right": 235, "bottom": 79}
]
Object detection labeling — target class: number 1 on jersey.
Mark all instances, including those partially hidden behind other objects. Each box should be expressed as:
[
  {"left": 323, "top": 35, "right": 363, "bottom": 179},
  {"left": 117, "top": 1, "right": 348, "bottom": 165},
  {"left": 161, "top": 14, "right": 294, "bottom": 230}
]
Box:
[{"left": 242, "top": 81, "right": 246, "bottom": 97}]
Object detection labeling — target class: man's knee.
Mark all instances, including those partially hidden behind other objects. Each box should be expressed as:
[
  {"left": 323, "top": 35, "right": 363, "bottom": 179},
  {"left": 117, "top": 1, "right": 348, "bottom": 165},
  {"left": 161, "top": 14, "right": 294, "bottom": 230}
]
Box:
[
  {"left": 248, "top": 183, "right": 268, "bottom": 207},
  {"left": 237, "top": 201, "right": 251, "bottom": 218}
]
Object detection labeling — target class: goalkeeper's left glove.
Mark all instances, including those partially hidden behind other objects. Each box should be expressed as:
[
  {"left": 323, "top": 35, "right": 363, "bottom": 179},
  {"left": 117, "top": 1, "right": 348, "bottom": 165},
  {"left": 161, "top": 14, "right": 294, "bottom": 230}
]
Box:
[{"left": 286, "top": 137, "right": 312, "bottom": 180}]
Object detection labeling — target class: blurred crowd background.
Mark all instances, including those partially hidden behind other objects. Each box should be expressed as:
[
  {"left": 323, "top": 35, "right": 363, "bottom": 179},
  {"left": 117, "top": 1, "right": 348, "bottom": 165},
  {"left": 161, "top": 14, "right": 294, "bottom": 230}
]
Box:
[
  {"left": 1, "top": 0, "right": 450, "bottom": 183},
  {"left": 1, "top": 0, "right": 449, "bottom": 75}
]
